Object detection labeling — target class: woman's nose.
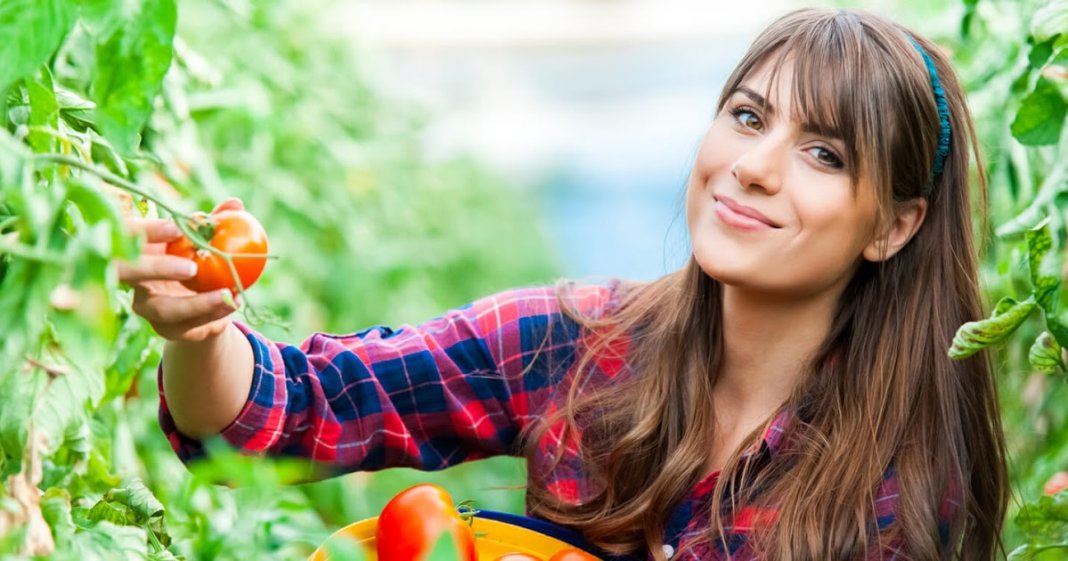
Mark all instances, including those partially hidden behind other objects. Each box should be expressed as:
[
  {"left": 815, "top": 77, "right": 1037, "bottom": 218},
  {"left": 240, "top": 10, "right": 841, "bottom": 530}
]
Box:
[{"left": 730, "top": 137, "right": 785, "bottom": 195}]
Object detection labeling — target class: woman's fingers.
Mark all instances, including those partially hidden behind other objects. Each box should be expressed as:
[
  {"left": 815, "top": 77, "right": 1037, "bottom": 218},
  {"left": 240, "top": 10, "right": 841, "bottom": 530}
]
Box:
[
  {"left": 212, "top": 198, "right": 244, "bottom": 213},
  {"left": 117, "top": 254, "right": 198, "bottom": 285},
  {"left": 132, "top": 287, "right": 237, "bottom": 327}
]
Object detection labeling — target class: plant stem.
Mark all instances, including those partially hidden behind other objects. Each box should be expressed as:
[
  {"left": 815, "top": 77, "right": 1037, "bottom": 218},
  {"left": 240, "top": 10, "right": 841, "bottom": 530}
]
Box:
[{"left": 32, "top": 153, "right": 186, "bottom": 218}]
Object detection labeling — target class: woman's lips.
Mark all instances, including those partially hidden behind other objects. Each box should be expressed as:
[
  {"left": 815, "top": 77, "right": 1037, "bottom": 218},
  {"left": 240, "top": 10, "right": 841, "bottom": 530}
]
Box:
[{"left": 713, "top": 195, "right": 781, "bottom": 231}]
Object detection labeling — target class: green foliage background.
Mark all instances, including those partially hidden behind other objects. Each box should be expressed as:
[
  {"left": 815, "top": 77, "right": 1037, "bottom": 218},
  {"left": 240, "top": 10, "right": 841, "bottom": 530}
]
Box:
[
  {"left": 0, "top": 0, "right": 553, "bottom": 558},
  {"left": 0, "top": 0, "right": 1067, "bottom": 558}
]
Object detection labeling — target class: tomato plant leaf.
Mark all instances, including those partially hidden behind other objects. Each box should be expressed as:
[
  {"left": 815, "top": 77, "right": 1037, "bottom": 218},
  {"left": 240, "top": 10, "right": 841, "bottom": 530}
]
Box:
[
  {"left": 103, "top": 479, "right": 165, "bottom": 524},
  {"left": 27, "top": 68, "right": 60, "bottom": 154},
  {"left": 87, "top": 499, "right": 130, "bottom": 526},
  {"left": 1011, "top": 77, "right": 1068, "bottom": 146},
  {"left": 66, "top": 178, "right": 139, "bottom": 260},
  {"left": 1029, "top": 331, "right": 1064, "bottom": 374},
  {"left": 31, "top": 355, "right": 104, "bottom": 457},
  {"left": 949, "top": 297, "right": 1038, "bottom": 359},
  {"left": 1027, "top": 219, "right": 1061, "bottom": 311},
  {"left": 0, "top": 360, "right": 42, "bottom": 462},
  {"left": 89, "top": 0, "right": 177, "bottom": 154},
  {"left": 1016, "top": 492, "right": 1068, "bottom": 544},
  {"left": 64, "top": 520, "right": 147, "bottom": 560},
  {"left": 103, "top": 313, "right": 155, "bottom": 402},
  {"left": 1028, "top": 37, "right": 1057, "bottom": 70},
  {"left": 996, "top": 296, "right": 1022, "bottom": 316},
  {"left": 76, "top": 0, "right": 126, "bottom": 38},
  {"left": 40, "top": 488, "right": 76, "bottom": 550},
  {"left": 0, "top": 0, "right": 75, "bottom": 93}
]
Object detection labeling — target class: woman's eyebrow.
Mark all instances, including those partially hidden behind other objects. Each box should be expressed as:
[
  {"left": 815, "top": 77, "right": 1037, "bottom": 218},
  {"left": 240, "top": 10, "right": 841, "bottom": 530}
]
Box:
[
  {"left": 732, "top": 84, "right": 845, "bottom": 142},
  {"left": 734, "top": 86, "right": 775, "bottom": 115}
]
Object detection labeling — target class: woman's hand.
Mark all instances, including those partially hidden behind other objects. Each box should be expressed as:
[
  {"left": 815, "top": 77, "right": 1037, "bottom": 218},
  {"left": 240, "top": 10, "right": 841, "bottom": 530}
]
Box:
[{"left": 117, "top": 199, "right": 244, "bottom": 341}]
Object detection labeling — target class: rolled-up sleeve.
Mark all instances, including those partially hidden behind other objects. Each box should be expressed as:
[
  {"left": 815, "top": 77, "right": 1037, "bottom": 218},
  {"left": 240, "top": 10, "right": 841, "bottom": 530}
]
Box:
[{"left": 158, "top": 282, "right": 618, "bottom": 474}]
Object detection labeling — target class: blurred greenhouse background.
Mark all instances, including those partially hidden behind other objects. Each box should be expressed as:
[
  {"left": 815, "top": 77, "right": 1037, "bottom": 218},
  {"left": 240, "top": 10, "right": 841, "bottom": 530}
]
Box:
[
  {"left": 1, "top": 0, "right": 1066, "bottom": 558},
  {"left": 320, "top": 0, "right": 793, "bottom": 281}
]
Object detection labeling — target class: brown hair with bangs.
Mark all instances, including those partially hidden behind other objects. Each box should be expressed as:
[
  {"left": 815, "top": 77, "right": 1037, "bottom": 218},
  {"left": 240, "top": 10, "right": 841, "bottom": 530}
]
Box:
[{"left": 520, "top": 8, "right": 1008, "bottom": 560}]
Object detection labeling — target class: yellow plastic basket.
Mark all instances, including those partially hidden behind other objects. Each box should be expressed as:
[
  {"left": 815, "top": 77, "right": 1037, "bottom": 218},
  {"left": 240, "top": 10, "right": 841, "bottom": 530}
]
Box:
[{"left": 309, "top": 511, "right": 604, "bottom": 561}]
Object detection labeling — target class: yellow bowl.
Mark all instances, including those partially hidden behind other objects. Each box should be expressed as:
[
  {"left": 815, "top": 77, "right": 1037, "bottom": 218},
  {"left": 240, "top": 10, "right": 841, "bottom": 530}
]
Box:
[{"left": 310, "top": 511, "right": 603, "bottom": 561}]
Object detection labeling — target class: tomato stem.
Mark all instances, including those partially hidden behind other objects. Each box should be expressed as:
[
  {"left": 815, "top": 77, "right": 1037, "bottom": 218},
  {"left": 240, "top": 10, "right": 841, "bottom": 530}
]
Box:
[
  {"left": 456, "top": 500, "right": 480, "bottom": 527},
  {"left": 195, "top": 220, "right": 216, "bottom": 243}
]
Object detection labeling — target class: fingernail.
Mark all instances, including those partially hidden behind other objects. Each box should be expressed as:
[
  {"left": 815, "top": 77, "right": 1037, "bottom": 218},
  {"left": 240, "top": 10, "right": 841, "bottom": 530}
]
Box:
[
  {"left": 170, "top": 260, "right": 197, "bottom": 278},
  {"left": 161, "top": 222, "right": 180, "bottom": 238}
]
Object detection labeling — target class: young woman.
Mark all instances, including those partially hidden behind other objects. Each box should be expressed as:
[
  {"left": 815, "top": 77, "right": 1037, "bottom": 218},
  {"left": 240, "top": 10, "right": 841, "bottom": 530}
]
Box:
[{"left": 119, "top": 7, "right": 1008, "bottom": 560}]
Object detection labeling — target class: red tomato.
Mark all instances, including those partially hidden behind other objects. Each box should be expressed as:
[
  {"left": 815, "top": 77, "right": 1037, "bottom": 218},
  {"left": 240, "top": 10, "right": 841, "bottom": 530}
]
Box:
[
  {"left": 375, "top": 484, "right": 477, "bottom": 561},
  {"left": 165, "top": 206, "right": 268, "bottom": 293},
  {"left": 1045, "top": 471, "right": 1068, "bottom": 495},
  {"left": 547, "top": 548, "right": 600, "bottom": 561},
  {"left": 493, "top": 554, "right": 543, "bottom": 561}
]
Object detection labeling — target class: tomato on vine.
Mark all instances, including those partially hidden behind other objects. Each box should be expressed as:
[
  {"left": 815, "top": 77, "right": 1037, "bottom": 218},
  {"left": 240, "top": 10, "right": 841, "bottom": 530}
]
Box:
[
  {"left": 375, "top": 484, "right": 477, "bottom": 561},
  {"left": 165, "top": 203, "right": 268, "bottom": 293}
]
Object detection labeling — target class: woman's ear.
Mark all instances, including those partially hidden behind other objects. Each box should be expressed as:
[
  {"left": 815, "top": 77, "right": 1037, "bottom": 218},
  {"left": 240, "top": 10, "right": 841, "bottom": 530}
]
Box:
[{"left": 863, "top": 198, "right": 928, "bottom": 262}]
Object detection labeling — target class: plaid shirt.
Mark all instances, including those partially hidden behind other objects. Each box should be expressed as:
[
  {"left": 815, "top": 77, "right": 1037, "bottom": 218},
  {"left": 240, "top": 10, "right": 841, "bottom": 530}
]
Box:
[{"left": 158, "top": 281, "right": 958, "bottom": 560}]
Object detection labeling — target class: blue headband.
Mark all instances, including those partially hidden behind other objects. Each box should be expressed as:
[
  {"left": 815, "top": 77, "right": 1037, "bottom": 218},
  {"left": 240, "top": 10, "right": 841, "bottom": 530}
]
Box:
[{"left": 909, "top": 37, "right": 951, "bottom": 195}]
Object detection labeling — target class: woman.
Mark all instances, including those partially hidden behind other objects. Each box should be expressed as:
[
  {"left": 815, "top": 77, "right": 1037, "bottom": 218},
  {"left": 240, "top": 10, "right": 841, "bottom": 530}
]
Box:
[{"left": 121, "top": 8, "right": 1008, "bottom": 560}]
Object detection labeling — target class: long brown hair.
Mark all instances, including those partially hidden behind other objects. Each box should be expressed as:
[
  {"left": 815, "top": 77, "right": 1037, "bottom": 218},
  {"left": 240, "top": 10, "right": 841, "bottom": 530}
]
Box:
[{"left": 520, "top": 8, "right": 1008, "bottom": 560}]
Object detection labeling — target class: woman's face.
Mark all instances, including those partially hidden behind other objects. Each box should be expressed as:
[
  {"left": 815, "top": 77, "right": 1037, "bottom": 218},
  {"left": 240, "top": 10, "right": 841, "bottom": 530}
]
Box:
[{"left": 686, "top": 60, "right": 881, "bottom": 299}]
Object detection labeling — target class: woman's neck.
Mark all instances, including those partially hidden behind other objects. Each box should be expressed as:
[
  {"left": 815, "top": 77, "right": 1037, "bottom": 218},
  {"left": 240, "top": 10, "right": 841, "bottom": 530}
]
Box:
[{"left": 716, "top": 285, "right": 838, "bottom": 419}]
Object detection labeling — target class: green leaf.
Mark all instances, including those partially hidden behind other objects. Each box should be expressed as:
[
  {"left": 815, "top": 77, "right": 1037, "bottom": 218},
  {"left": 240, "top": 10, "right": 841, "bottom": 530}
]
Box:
[
  {"left": 0, "top": 0, "right": 75, "bottom": 92},
  {"left": 1049, "top": 308, "right": 1068, "bottom": 350},
  {"left": 995, "top": 296, "right": 1022, "bottom": 316},
  {"left": 56, "top": 86, "right": 97, "bottom": 131},
  {"left": 89, "top": 0, "right": 177, "bottom": 154},
  {"left": 76, "top": 0, "right": 126, "bottom": 38},
  {"left": 949, "top": 297, "right": 1038, "bottom": 359},
  {"left": 64, "top": 521, "right": 148, "bottom": 560},
  {"left": 103, "top": 478, "right": 165, "bottom": 523},
  {"left": 40, "top": 488, "right": 76, "bottom": 549},
  {"left": 92, "top": 478, "right": 172, "bottom": 548},
  {"left": 66, "top": 177, "right": 139, "bottom": 260},
  {"left": 1027, "top": 219, "right": 1062, "bottom": 311},
  {"left": 1029, "top": 331, "right": 1064, "bottom": 373},
  {"left": 0, "top": 359, "right": 41, "bottom": 460},
  {"left": 1016, "top": 492, "right": 1068, "bottom": 544},
  {"left": 88, "top": 131, "right": 129, "bottom": 176},
  {"left": 1029, "top": 37, "right": 1058, "bottom": 69},
  {"left": 103, "top": 313, "right": 155, "bottom": 402},
  {"left": 1012, "top": 77, "right": 1068, "bottom": 146},
  {"left": 30, "top": 349, "right": 105, "bottom": 457},
  {"left": 1032, "top": 0, "right": 1068, "bottom": 42},
  {"left": 960, "top": 0, "right": 979, "bottom": 38},
  {"left": 87, "top": 499, "right": 131, "bottom": 526},
  {"left": 27, "top": 68, "right": 60, "bottom": 154}
]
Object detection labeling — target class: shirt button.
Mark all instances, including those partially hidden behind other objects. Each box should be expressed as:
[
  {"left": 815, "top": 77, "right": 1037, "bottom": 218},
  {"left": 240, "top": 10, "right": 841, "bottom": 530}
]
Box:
[{"left": 662, "top": 544, "right": 676, "bottom": 559}]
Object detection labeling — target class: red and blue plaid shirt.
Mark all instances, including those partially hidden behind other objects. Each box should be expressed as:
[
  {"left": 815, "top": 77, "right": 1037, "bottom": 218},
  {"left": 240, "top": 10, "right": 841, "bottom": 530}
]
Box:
[{"left": 158, "top": 281, "right": 958, "bottom": 560}]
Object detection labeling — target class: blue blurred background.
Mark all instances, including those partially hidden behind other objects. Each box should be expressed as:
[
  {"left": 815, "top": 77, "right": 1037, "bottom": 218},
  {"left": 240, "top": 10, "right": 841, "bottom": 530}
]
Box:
[{"left": 323, "top": 1, "right": 798, "bottom": 280}]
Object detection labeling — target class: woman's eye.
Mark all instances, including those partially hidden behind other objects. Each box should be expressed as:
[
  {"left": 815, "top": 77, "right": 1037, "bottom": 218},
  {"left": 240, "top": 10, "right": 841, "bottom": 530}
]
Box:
[
  {"left": 730, "top": 107, "right": 763, "bottom": 131},
  {"left": 808, "top": 146, "right": 845, "bottom": 169}
]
